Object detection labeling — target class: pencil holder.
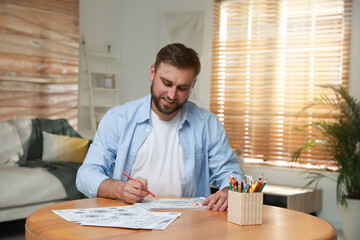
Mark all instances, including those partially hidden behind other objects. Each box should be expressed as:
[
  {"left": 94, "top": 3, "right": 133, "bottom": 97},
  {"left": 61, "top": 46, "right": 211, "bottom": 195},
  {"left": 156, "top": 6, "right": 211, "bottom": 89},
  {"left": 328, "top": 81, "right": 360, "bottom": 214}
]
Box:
[{"left": 227, "top": 191, "right": 263, "bottom": 226}]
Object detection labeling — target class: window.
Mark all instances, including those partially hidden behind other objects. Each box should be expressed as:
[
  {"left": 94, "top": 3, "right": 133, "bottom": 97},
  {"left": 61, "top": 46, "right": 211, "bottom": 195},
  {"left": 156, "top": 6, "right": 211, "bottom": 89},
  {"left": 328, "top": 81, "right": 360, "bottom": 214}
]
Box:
[{"left": 211, "top": 0, "right": 353, "bottom": 167}]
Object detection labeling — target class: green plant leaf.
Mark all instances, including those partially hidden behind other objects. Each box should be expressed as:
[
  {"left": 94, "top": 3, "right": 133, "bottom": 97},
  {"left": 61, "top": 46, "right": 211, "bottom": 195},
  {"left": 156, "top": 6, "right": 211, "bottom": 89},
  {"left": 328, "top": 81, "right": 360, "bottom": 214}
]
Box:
[{"left": 292, "top": 84, "right": 360, "bottom": 205}]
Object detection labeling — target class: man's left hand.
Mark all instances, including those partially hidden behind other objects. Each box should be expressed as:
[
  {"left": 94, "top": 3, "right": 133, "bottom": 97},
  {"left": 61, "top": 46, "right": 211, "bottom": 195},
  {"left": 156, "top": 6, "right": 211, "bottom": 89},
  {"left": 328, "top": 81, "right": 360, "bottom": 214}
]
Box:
[{"left": 202, "top": 187, "right": 230, "bottom": 211}]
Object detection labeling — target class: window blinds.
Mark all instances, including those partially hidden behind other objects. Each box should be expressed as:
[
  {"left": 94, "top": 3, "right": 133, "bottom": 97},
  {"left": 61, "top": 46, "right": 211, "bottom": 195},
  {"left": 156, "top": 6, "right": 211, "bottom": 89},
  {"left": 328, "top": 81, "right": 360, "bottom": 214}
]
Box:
[{"left": 211, "top": 0, "right": 352, "bottom": 166}]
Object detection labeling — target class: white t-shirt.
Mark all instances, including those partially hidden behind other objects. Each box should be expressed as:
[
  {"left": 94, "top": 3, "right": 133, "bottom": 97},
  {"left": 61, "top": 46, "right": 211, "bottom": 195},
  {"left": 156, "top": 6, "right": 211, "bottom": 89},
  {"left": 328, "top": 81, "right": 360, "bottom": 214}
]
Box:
[{"left": 130, "top": 109, "right": 185, "bottom": 196}]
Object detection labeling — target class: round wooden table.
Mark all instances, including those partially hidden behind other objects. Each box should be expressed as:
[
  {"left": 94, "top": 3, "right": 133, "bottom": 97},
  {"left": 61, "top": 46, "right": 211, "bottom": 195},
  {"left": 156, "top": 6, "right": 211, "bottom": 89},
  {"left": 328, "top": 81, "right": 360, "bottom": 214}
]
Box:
[{"left": 25, "top": 198, "right": 337, "bottom": 240}]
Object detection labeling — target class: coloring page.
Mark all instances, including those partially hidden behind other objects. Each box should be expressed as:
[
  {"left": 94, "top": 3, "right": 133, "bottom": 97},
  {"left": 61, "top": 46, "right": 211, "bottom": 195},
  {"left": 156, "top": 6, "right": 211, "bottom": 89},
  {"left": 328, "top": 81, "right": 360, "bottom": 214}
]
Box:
[
  {"left": 52, "top": 205, "right": 181, "bottom": 230},
  {"left": 53, "top": 205, "right": 147, "bottom": 222},
  {"left": 135, "top": 197, "right": 207, "bottom": 210},
  {"left": 80, "top": 211, "right": 181, "bottom": 230}
]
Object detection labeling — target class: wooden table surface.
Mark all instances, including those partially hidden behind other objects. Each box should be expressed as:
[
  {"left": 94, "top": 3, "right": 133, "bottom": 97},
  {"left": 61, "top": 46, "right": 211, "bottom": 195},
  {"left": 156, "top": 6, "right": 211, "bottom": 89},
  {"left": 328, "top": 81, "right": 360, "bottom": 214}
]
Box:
[{"left": 25, "top": 198, "right": 337, "bottom": 240}]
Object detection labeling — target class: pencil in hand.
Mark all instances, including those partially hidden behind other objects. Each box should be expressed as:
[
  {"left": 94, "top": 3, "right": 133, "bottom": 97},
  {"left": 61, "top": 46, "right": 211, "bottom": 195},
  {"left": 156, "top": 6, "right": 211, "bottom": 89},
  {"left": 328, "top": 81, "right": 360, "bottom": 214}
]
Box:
[{"left": 122, "top": 172, "right": 159, "bottom": 200}]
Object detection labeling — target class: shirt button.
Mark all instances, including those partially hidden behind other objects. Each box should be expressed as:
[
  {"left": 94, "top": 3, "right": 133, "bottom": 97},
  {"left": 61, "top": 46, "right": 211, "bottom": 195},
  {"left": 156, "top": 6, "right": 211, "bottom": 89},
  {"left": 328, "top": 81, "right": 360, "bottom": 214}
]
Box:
[
  {"left": 146, "top": 128, "right": 150, "bottom": 132},
  {"left": 132, "top": 149, "right": 136, "bottom": 153}
]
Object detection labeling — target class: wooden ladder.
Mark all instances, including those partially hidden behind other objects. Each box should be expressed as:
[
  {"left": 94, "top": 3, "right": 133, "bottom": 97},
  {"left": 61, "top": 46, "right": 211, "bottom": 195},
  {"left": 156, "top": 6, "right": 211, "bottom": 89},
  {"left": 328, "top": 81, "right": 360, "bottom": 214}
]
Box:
[{"left": 80, "top": 35, "right": 119, "bottom": 137}]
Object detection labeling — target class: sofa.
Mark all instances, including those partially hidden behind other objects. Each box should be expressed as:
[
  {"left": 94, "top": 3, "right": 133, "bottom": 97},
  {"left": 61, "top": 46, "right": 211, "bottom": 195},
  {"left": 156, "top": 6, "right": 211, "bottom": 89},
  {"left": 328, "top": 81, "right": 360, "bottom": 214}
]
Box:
[{"left": 0, "top": 118, "right": 89, "bottom": 222}]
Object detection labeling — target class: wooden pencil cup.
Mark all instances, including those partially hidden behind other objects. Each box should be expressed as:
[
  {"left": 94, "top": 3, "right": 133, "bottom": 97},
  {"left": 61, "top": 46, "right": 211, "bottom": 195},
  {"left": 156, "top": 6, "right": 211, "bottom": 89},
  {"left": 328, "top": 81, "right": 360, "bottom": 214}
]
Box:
[{"left": 228, "top": 191, "right": 263, "bottom": 226}]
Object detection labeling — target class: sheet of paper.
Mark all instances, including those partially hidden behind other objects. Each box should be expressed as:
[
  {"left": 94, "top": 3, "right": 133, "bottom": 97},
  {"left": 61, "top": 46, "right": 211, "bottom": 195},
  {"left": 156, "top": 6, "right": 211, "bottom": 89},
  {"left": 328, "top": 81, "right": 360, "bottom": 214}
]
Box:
[
  {"left": 52, "top": 205, "right": 181, "bottom": 230},
  {"left": 135, "top": 197, "right": 207, "bottom": 210}
]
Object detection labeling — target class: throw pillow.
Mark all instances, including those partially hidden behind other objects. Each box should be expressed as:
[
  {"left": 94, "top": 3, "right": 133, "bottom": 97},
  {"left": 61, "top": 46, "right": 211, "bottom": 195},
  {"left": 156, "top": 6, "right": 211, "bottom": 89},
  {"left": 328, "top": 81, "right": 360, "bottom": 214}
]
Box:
[
  {"left": 0, "top": 121, "right": 24, "bottom": 165},
  {"left": 42, "top": 131, "right": 89, "bottom": 163}
]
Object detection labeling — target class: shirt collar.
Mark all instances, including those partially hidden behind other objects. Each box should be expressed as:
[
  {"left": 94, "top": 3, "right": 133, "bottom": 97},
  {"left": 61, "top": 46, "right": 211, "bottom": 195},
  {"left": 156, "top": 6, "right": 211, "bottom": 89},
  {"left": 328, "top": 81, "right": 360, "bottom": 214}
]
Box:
[
  {"left": 136, "top": 94, "right": 152, "bottom": 124},
  {"left": 139, "top": 94, "right": 193, "bottom": 126},
  {"left": 181, "top": 100, "right": 193, "bottom": 127}
]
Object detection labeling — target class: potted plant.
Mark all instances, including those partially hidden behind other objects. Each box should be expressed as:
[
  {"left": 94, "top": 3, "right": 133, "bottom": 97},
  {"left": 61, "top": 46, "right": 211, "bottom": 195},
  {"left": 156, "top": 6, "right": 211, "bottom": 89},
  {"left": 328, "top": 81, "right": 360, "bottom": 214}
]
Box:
[{"left": 292, "top": 84, "right": 360, "bottom": 240}]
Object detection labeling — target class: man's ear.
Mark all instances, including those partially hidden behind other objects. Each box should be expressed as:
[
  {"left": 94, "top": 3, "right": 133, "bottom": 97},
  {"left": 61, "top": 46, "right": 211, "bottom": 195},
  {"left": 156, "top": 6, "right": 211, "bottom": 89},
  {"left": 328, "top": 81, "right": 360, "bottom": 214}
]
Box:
[
  {"left": 150, "top": 64, "right": 155, "bottom": 83},
  {"left": 192, "top": 78, "right": 197, "bottom": 89}
]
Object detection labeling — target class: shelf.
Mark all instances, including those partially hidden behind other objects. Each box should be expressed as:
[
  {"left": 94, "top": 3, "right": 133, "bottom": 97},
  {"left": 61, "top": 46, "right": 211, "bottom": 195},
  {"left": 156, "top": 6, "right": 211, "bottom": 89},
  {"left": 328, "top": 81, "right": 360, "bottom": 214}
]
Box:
[
  {"left": 94, "top": 104, "right": 116, "bottom": 108},
  {"left": 81, "top": 104, "right": 116, "bottom": 108},
  {"left": 90, "top": 70, "right": 117, "bottom": 75},
  {"left": 92, "top": 87, "right": 120, "bottom": 92},
  {"left": 88, "top": 51, "right": 116, "bottom": 58},
  {"left": 81, "top": 87, "right": 119, "bottom": 92}
]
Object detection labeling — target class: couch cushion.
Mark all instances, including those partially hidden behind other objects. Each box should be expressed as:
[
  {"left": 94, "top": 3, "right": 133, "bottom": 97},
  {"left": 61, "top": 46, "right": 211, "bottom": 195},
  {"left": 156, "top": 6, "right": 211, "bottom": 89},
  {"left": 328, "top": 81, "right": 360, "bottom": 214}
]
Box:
[
  {"left": 0, "top": 165, "right": 67, "bottom": 208},
  {"left": 0, "top": 121, "right": 23, "bottom": 165},
  {"left": 42, "top": 132, "right": 89, "bottom": 163},
  {"left": 9, "top": 119, "right": 32, "bottom": 162}
]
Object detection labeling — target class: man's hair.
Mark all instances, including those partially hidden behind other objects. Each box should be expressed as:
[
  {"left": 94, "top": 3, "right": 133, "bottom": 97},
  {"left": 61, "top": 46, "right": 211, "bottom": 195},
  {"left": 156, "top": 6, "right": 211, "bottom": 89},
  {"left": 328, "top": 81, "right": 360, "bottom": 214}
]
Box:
[{"left": 154, "top": 43, "right": 201, "bottom": 78}]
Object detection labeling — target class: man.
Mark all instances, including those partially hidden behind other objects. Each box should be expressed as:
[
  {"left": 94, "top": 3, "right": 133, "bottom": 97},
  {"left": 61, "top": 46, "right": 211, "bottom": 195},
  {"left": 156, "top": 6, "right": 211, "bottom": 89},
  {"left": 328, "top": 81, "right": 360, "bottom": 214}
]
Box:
[{"left": 76, "top": 43, "right": 243, "bottom": 211}]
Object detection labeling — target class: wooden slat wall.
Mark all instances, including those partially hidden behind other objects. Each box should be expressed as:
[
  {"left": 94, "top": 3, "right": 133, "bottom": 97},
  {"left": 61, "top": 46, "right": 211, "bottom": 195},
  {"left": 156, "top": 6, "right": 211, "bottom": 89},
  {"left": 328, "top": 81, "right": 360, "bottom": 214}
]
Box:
[{"left": 0, "top": 0, "right": 79, "bottom": 127}]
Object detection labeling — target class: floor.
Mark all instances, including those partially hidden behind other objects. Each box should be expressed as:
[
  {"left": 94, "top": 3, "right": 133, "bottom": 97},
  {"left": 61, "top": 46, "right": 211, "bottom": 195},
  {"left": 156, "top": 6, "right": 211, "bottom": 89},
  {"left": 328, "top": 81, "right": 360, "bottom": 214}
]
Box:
[
  {"left": 0, "top": 218, "right": 344, "bottom": 240},
  {"left": 0, "top": 219, "right": 25, "bottom": 240}
]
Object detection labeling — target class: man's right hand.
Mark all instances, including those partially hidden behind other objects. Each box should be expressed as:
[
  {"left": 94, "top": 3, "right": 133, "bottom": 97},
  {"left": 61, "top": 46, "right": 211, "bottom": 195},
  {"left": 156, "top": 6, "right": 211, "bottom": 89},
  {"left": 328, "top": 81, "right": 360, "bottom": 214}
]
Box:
[
  {"left": 97, "top": 178, "right": 149, "bottom": 203},
  {"left": 122, "top": 177, "right": 150, "bottom": 203}
]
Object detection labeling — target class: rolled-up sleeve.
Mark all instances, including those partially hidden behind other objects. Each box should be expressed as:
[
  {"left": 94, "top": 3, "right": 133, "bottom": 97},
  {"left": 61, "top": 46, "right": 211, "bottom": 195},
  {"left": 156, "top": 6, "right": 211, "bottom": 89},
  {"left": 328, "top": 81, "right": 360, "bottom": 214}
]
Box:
[
  {"left": 76, "top": 109, "right": 120, "bottom": 198},
  {"left": 207, "top": 114, "right": 243, "bottom": 190}
]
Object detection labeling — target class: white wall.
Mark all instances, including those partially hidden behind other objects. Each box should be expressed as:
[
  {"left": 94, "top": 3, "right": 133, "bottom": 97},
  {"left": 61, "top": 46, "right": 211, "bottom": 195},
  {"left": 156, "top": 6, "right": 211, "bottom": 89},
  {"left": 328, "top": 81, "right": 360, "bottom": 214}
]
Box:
[
  {"left": 119, "top": 0, "right": 213, "bottom": 107},
  {"left": 80, "top": 0, "right": 213, "bottom": 109},
  {"left": 349, "top": 0, "right": 360, "bottom": 100},
  {"left": 80, "top": 0, "right": 360, "bottom": 231}
]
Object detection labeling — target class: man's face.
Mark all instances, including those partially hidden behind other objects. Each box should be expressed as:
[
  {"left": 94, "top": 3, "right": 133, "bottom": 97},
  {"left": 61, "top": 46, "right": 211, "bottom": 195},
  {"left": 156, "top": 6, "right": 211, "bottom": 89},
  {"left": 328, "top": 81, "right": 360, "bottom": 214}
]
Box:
[{"left": 150, "top": 62, "right": 197, "bottom": 121}]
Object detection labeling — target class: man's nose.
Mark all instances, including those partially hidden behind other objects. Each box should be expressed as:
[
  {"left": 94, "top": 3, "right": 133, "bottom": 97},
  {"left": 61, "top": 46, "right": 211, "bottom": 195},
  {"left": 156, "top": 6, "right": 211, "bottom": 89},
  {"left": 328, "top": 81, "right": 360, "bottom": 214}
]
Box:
[{"left": 168, "top": 87, "right": 177, "bottom": 100}]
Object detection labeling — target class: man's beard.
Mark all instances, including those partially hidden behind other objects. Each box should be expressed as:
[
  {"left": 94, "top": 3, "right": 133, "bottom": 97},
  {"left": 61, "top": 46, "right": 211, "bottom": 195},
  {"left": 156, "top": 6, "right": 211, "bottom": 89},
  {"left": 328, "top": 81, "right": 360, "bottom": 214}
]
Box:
[{"left": 150, "top": 83, "right": 187, "bottom": 116}]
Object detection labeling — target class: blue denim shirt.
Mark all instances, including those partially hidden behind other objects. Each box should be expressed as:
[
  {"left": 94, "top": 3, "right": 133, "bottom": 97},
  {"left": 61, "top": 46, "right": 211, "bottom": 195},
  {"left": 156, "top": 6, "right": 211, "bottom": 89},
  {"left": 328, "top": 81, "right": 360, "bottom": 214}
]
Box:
[{"left": 76, "top": 94, "right": 243, "bottom": 198}]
